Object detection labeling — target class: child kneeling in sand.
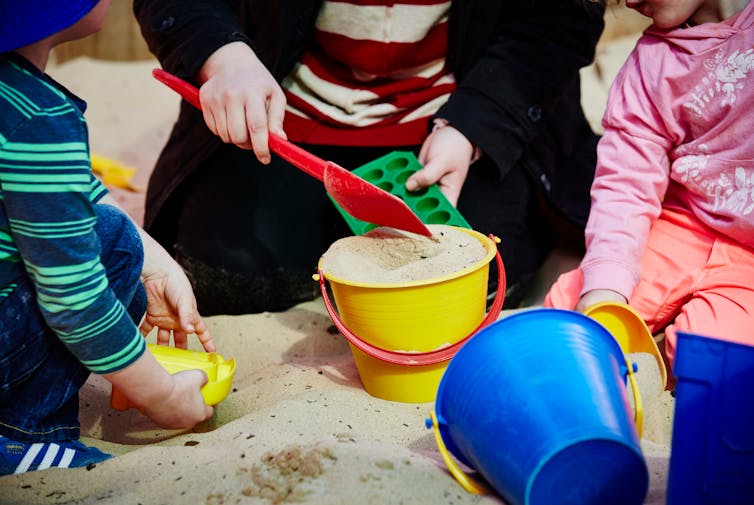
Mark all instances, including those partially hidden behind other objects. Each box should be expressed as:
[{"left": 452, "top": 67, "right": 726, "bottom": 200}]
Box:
[
  {"left": 546, "top": 0, "right": 754, "bottom": 367},
  {"left": 0, "top": 0, "right": 216, "bottom": 474}
]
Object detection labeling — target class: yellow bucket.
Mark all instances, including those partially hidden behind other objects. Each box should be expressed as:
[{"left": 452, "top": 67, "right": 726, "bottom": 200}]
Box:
[
  {"left": 584, "top": 301, "right": 668, "bottom": 388},
  {"left": 316, "top": 228, "right": 505, "bottom": 403}
]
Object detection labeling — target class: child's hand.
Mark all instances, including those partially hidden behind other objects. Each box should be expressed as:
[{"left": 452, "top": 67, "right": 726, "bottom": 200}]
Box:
[
  {"left": 139, "top": 370, "right": 214, "bottom": 429},
  {"left": 105, "top": 352, "right": 213, "bottom": 429},
  {"left": 140, "top": 262, "right": 214, "bottom": 353},
  {"left": 575, "top": 289, "right": 628, "bottom": 313},
  {"left": 96, "top": 195, "right": 214, "bottom": 352},
  {"left": 406, "top": 124, "right": 474, "bottom": 206},
  {"left": 197, "top": 41, "right": 287, "bottom": 165}
]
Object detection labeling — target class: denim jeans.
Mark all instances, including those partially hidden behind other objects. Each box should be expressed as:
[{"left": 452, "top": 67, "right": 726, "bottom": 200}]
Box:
[{"left": 0, "top": 204, "right": 146, "bottom": 442}]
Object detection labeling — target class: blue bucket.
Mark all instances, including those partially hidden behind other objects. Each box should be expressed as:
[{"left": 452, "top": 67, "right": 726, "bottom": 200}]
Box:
[
  {"left": 432, "top": 308, "right": 648, "bottom": 505},
  {"left": 668, "top": 331, "right": 754, "bottom": 504}
]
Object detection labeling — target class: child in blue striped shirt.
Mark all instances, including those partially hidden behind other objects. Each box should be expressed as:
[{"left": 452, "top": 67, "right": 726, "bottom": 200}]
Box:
[{"left": 0, "top": 0, "right": 217, "bottom": 474}]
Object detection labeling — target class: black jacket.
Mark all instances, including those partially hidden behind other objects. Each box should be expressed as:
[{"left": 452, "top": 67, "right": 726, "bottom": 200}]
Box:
[{"left": 134, "top": 0, "right": 605, "bottom": 231}]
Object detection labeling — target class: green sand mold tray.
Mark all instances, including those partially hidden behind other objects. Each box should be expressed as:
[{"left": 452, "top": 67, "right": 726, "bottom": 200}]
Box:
[{"left": 332, "top": 151, "right": 471, "bottom": 235}]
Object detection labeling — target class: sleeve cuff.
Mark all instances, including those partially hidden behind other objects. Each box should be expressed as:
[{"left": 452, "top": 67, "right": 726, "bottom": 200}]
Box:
[
  {"left": 580, "top": 259, "right": 638, "bottom": 301},
  {"left": 431, "top": 118, "right": 483, "bottom": 164}
]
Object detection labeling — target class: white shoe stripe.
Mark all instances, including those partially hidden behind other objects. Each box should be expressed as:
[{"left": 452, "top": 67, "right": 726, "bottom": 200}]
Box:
[
  {"left": 58, "top": 448, "right": 75, "bottom": 469},
  {"left": 14, "top": 443, "right": 43, "bottom": 474},
  {"left": 37, "top": 443, "right": 60, "bottom": 470}
]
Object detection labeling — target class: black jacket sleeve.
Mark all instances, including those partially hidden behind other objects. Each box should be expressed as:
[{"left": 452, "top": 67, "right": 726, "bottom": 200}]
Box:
[
  {"left": 133, "top": 0, "right": 254, "bottom": 83},
  {"left": 439, "top": 1, "right": 605, "bottom": 178}
]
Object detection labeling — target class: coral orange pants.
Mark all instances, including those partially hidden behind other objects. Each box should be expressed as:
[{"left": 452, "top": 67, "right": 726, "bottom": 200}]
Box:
[{"left": 545, "top": 208, "right": 754, "bottom": 366}]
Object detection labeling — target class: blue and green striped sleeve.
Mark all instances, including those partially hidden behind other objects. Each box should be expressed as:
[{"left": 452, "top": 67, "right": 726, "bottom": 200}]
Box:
[{"left": 0, "top": 60, "right": 145, "bottom": 374}]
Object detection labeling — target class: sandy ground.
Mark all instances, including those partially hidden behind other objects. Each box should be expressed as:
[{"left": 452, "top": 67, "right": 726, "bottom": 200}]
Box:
[{"left": 0, "top": 18, "right": 678, "bottom": 505}]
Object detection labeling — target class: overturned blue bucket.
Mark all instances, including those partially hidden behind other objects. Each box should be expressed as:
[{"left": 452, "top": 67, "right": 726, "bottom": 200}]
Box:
[
  {"left": 430, "top": 308, "right": 648, "bottom": 505},
  {"left": 668, "top": 331, "right": 754, "bottom": 504}
]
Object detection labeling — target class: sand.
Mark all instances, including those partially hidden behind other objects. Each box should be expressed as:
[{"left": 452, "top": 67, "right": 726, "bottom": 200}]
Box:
[
  {"left": 319, "top": 225, "right": 487, "bottom": 283},
  {"left": 0, "top": 16, "right": 677, "bottom": 505}
]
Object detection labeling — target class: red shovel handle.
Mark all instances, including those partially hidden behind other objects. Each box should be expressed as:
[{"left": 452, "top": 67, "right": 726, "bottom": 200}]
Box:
[
  {"left": 152, "top": 68, "right": 202, "bottom": 109},
  {"left": 317, "top": 235, "right": 506, "bottom": 366},
  {"left": 152, "top": 68, "right": 327, "bottom": 181}
]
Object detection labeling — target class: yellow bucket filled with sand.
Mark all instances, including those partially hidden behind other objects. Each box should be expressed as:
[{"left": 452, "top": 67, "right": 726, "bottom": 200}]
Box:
[{"left": 316, "top": 225, "right": 505, "bottom": 403}]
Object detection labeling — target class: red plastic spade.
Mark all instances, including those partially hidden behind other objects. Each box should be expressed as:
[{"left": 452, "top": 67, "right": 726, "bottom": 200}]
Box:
[{"left": 152, "top": 69, "right": 432, "bottom": 237}]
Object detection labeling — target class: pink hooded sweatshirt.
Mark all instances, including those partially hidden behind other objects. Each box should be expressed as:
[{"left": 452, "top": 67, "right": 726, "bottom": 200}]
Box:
[{"left": 580, "top": 2, "right": 754, "bottom": 300}]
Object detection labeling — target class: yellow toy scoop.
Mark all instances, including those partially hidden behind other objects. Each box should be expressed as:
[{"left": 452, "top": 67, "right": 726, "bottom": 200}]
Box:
[
  {"left": 584, "top": 301, "right": 667, "bottom": 388},
  {"left": 111, "top": 344, "right": 236, "bottom": 411},
  {"left": 90, "top": 153, "right": 144, "bottom": 191}
]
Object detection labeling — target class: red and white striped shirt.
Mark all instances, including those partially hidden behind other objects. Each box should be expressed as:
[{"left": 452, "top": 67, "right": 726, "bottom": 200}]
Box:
[{"left": 282, "top": 0, "right": 455, "bottom": 146}]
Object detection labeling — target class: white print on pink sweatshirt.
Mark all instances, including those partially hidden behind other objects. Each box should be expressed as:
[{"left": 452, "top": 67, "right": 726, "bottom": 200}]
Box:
[{"left": 580, "top": 1, "right": 754, "bottom": 299}]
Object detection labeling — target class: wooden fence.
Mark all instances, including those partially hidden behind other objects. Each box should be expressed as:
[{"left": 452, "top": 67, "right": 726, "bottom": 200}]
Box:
[
  {"left": 52, "top": 0, "right": 648, "bottom": 63},
  {"left": 54, "top": 0, "right": 152, "bottom": 63}
]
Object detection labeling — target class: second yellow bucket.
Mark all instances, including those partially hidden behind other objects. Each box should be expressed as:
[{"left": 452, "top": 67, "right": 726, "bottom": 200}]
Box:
[
  {"left": 316, "top": 228, "right": 505, "bottom": 403},
  {"left": 584, "top": 301, "right": 668, "bottom": 388}
]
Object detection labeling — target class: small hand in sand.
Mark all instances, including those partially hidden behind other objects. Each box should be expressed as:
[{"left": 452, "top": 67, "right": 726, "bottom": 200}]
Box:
[
  {"left": 140, "top": 370, "right": 214, "bottom": 429},
  {"left": 140, "top": 266, "right": 215, "bottom": 353}
]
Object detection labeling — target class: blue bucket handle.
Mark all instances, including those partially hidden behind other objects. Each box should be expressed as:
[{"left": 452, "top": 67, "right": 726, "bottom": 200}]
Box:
[
  {"left": 427, "top": 410, "right": 488, "bottom": 494},
  {"left": 625, "top": 357, "right": 644, "bottom": 437}
]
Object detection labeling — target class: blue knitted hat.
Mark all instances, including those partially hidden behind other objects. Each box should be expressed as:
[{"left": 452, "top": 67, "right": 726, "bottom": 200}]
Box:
[{"left": 0, "top": 1, "right": 99, "bottom": 53}]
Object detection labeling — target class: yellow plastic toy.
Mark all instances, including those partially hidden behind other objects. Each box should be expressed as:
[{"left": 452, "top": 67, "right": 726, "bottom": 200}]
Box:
[
  {"left": 110, "top": 344, "right": 236, "bottom": 411},
  {"left": 90, "top": 153, "right": 143, "bottom": 191},
  {"left": 584, "top": 301, "right": 668, "bottom": 388}
]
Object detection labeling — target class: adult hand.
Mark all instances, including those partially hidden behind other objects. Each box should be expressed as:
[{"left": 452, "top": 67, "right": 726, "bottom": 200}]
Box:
[
  {"left": 197, "top": 41, "right": 287, "bottom": 164},
  {"left": 405, "top": 124, "right": 474, "bottom": 206},
  {"left": 575, "top": 289, "right": 628, "bottom": 313}
]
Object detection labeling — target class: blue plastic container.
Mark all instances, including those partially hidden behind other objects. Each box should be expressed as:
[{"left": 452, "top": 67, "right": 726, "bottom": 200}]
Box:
[
  {"left": 434, "top": 309, "right": 648, "bottom": 505},
  {"left": 668, "top": 331, "right": 754, "bottom": 505}
]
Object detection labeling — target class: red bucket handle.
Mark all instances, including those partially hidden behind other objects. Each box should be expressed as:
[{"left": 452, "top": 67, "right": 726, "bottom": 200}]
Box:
[{"left": 316, "top": 235, "right": 505, "bottom": 366}]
